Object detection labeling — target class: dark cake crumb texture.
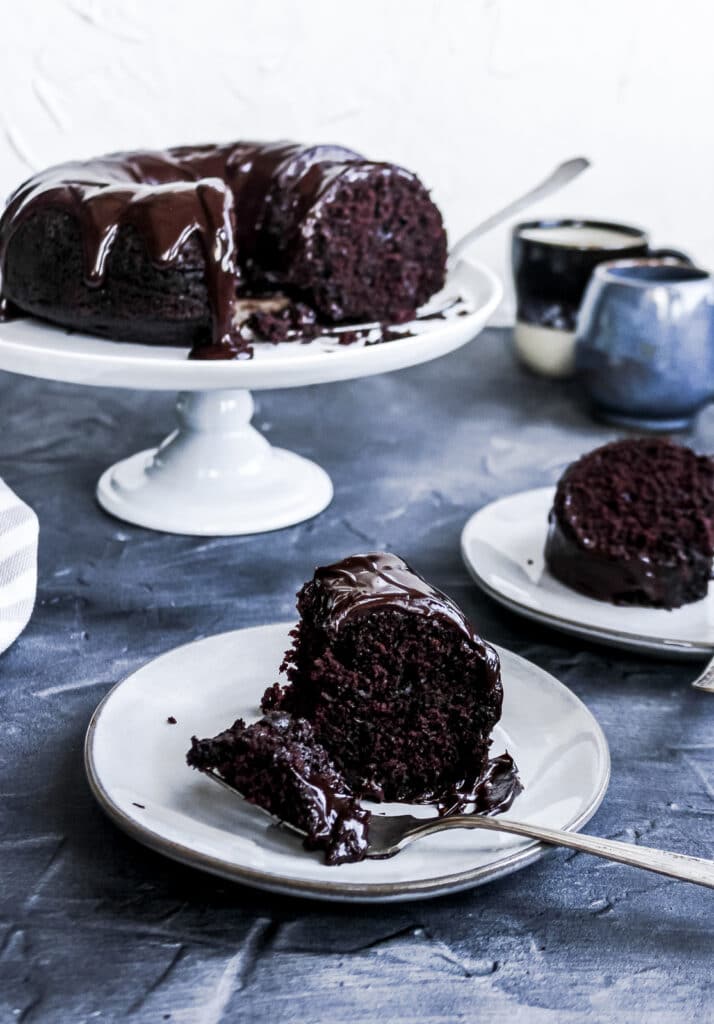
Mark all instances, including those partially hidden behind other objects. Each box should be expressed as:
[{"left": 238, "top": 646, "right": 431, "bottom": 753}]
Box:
[
  {"left": 187, "top": 712, "right": 371, "bottom": 865},
  {"left": 545, "top": 438, "right": 714, "bottom": 608}
]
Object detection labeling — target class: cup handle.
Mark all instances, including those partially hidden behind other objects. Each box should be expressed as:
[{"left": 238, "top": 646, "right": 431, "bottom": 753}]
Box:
[{"left": 648, "top": 246, "right": 692, "bottom": 264}]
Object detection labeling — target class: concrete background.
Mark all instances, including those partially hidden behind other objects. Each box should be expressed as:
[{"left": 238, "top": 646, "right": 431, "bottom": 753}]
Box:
[{"left": 2, "top": 0, "right": 713, "bottom": 322}]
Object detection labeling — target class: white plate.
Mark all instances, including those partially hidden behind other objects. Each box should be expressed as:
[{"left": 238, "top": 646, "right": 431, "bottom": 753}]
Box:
[
  {"left": 85, "top": 623, "right": 610, "bottom": 903},
  {"left": 461, "top": 487, "right": 714, "bottom": 658},
  {"left": 0, "top": 259, "right": 500, "bottom": 392}
]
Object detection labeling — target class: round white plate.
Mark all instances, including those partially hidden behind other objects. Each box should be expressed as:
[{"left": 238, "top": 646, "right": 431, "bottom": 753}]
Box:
[
  {"left": 0, "top": 259, "right": 500, "bottom": 392},
  {"left": 461, "top": 487, "right": 714, "bottom": 658},
  {"left": 85, "top": 623, "right": 610, "bottom": 903}
]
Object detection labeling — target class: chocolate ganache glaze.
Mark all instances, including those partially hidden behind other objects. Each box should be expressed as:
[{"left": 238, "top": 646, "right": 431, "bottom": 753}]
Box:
[
  {"left": 0, "top": 141, "right": 447, "bottom": 359},
  {"left": 312, "top": 552, "right": 495, "bottom": 650},
  {"left": 439, "top": 752, "right": 523, "bottom": 816}
]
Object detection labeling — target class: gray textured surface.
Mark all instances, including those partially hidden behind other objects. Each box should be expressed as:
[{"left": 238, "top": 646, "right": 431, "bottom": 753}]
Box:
[{"left": 1, "top": 327, "right": 713, "bottom": 1023}]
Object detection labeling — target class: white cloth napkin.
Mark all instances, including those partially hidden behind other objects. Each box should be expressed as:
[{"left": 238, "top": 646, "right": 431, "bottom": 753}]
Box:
[{"left": 0, "top": 478, "right": 38, "bottom": 654}]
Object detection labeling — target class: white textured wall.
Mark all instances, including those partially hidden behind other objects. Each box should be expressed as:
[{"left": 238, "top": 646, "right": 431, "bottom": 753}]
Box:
[{"left": 3, "top": 0, "right": 713, "bottom": 322}]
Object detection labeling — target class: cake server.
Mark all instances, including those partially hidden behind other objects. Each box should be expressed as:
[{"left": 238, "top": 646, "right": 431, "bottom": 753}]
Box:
[
  {"left": 448, "top": 156, "right": 591, "bottom": 266},
  {"left": 204, "top": 770, "right": 714, "bottom": 889}
]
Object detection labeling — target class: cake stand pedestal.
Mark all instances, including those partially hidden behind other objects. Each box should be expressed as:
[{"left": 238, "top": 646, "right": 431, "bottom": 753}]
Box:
[
  {"left": 96, "top": 389, "right": 332, "bottom": 535},
  {"left": 0, "top": 259, "right": 500, "bottom": 536}
]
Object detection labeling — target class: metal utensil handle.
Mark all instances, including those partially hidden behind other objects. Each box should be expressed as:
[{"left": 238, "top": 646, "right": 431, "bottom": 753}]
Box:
[
  {"left": 691, "top": 653, "right": 714, "bottom": 692},
  {"left": 403, "top": 814, "right": 714, "bottom": 889},
  {"left": 448, "top": 156, "right": 591, "bottom": 266}
]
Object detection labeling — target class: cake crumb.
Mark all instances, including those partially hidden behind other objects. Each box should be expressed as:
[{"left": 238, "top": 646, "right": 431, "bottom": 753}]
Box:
[
  {"left": 167, "top": 716, "right": 177, "bottom": 724},
  {"left": 246, "top": 301, "right": 319, "bottom": 343}
]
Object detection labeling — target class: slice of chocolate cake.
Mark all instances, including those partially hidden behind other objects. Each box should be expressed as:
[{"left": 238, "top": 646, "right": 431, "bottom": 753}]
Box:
[
  {"left": 545, "top": 438, "right": 714, "bottom": 608},
  {"left": 187, "top": 711, "right": 370, "bottom": 865},
  {"left": 262, "top": 553, "right": 506, "bottom": 804}
]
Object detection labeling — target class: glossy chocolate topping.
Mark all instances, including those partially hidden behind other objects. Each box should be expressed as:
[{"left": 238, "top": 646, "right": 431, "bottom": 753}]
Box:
[
  {"left": 0, "top": 141, "right": 389, "bottom": 358},
  {"left": 439, "top": 752, "right": 523, "bottom": 816},
  {"left": 0, "top": 296, "right": 21, "bottom": 322},
  {"left": 312, "top": 552, "right": 498, "bottom": 658},
  {"left": 545, "top": 515, "right": 712, "bottom": 608}
]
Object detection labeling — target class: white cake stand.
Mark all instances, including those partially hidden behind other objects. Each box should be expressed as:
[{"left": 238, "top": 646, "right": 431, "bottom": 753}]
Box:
[{"left": 0, "top": 259, "right": 500, "bottom": 536}]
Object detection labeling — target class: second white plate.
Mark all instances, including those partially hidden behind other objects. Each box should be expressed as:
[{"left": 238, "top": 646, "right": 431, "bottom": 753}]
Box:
[{"left": 461, "top": 487, "right": 714, "bottom": 657}]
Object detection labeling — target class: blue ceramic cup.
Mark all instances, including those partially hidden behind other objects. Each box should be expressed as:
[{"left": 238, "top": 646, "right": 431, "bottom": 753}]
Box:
[{"left": 574, "top": 259, "right": 714, "bottom": 431}]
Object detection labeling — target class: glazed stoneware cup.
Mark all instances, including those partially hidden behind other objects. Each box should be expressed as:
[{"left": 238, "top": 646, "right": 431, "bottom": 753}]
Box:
[
  {"left": 511, "top": 219, "right": 685, "bottom": 378},
  {"left": 574, "top": 259, "right": 714, "bottom": 431}
]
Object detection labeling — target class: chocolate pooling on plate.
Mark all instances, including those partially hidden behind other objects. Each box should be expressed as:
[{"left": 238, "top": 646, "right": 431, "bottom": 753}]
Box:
[{"left": 438, "top": 752, "right": 523, "bottom": 816}]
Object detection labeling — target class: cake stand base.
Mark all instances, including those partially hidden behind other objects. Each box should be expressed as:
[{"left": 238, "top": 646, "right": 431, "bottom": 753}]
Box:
[{"left": 96, "top": 389, "right": 333, "bottom": 536}]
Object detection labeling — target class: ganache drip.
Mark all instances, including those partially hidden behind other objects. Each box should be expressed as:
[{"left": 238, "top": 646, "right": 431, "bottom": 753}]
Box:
[
  {"left": 0, "top": 296, "right": 22, "bottom": 322},
  {"left": 438, "top": 752, "right": 523, "bottom": 816},
  {"left": 312, "top": 552, "right": 500, "bottom": 673}
]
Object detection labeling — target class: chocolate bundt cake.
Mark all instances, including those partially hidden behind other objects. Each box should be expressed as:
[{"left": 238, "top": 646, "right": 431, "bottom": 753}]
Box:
[
  {"left": 262, "top": 553, "right": 513, "bottom": 805},
  {"left": 545, "top": 438, "right": 714, "bottom": 608},
  {"left": 0, "top": 142, "right": 447, "bottom": 359},
  {"left": 187, "top": 711, "right": 370, "bottom": 865}
]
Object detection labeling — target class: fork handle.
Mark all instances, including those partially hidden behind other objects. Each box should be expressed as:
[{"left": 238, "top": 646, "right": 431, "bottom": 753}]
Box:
[{"left": 404, "top": 815, "right": 714, "bottom": 889}]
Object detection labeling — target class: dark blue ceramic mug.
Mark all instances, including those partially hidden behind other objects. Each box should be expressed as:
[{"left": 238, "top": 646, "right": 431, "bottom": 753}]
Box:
[
  {"left": 574, "top": 259, "right": 714, "bottom": 431},
  {"left": 511, "top": 219, "right": 687, "bottom": 377}
]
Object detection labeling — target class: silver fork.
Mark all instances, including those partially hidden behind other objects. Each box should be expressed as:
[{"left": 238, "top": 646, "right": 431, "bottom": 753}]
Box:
[{"left": 205, "top": 771, "right": 714, "bottom": 889}]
